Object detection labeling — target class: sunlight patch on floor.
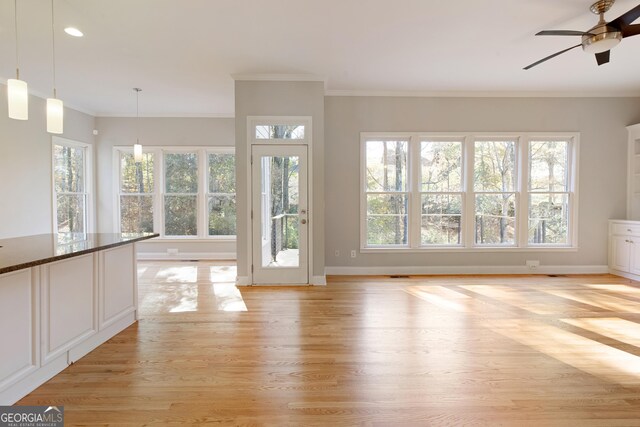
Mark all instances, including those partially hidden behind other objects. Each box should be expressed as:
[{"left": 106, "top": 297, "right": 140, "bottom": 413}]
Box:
[
  {"left": 154, "top": 266, "right": 198, "bottom": 283},
  {"left": 561, "top": 317, "right": 640, "bottom": 347},
  {"left": 209, "top": 265, "right": 237, "bottom": 283},
  {"left": 213, "top": 283, "right": 247, "bottom": 312},
  {"left": 485, "top": 318, "right": 640, "bottom": 385},
  {"left": 404, "top": 286, "right": 467, "bottom": 312},
  {"left": 168, "top": 286, "right": 198, "bottom": 313}
]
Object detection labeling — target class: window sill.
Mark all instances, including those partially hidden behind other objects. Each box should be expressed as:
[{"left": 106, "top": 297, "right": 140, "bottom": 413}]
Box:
[{"left": 360, "top": 246, "right": 578, "bottom": 254}]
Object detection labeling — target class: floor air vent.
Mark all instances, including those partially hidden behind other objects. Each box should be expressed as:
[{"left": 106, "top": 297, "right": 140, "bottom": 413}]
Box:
[{"left": 389, "top": 275, "right": 410, "bottom": 279}]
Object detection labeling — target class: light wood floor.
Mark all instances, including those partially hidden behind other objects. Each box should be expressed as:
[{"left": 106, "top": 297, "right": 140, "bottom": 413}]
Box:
[{"left": 18, "top": 262, "right": 640, "bottom": 425}]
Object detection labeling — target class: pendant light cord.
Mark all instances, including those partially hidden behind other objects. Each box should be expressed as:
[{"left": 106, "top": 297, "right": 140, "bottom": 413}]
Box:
[
  {"left": 14, "top": 0, "right": 19, "bottom": 79},
  {"left": 51, "top": 0, "right": 57, "bottom": 98},
  {"left": 135, "top": 88, "right": 142, "bottom": 144}
]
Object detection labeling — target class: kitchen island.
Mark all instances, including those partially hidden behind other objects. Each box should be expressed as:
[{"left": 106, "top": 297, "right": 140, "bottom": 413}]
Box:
[{"left": 0, "top": 233, "right": 158, "bottom": 404}]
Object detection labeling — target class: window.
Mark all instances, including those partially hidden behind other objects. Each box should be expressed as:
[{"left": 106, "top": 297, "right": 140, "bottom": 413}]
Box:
[
  {"left": 114, "top": 146, "right": 235, "bottom": 239},
  {"left": 528, "top": 140, "right": 571, "bottom": 245},
  {"left": 420, "top": 139, "right": 463, "bottom": 245},
  {"left": 119, "top": 151, "right": 154, "bottom": 235},
  {"left": 208, "top": 151, "right": 236, "bottom": 236},
  {"left": 361, "top": 133, "right": 578, "bottom": 251},
  {"left": 53, "top": 139, "right": 90, "bottom": 239},
  {"left": 473, "top": 139, "right": 517, "bottom": 245},
  {"left": 364, "top": 139, "right": 409, "bottom": 246},
  {"left": 164, "top": 152, "right": 199, "bottom": 236}
]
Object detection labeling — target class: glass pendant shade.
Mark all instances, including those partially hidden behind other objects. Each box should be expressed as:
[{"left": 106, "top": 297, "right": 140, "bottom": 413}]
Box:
[
  {"left": 46, "top": 98, "right": 64, "bottom": 134},
  {"left": 134, "top": 143, "right": 143, "bottom": 162},
  {"left": 8, "top": 79, "right": 28, "bottom": 120}
]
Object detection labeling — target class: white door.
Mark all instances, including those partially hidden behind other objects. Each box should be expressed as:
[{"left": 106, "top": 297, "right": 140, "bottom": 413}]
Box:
[{"left": 251, "top": 145, "right": 308, "bottom": 284}]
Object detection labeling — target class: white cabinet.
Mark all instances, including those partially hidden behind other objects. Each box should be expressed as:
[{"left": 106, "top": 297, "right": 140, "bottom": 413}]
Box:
[
  {"left": 608, "top": 220, "right": 640, "bottom": 279},
  {"left": 0, "top": 242, "right": 140, "bottom": 405}
]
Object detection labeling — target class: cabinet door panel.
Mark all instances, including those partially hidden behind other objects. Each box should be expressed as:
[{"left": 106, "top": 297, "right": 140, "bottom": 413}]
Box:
[
  {"left": 0, "top": 270, "right": 36, "bottom": 388},
  {"left": 100, "top": 245, "right": 135, "bottom": 328},
  {"left": 43, "top": 254, "right": 95, "bottom": 363},
  {"left": 610, "top": 235, "right": 630, "bottom": 272}
]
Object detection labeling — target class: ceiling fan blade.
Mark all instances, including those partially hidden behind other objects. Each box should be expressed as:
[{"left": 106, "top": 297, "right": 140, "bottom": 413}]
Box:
[
  {"left": 523, "top": 44, "right": 582, "bottom": 70},
  {"left": 623, "top": 23, "right": 640, "bottom": 37},
  {"left": 536, "top": 30, "right": 593, "bottom": 36},
  {"left": 609, "top": 4, "right": 640, "bottom": 29},
  {"left": 595, "top": 50, "right": 610, "bottom": 65}
]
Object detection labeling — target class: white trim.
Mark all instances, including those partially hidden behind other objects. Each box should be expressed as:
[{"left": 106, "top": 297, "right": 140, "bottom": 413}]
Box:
[
  {"left": 246, "top": 116, "right": 314, "bottom": 285},
  {"left": 609, "top": 268, "right": 640, "bottom": 281},
  {"left": 326, "top": 265, "right": 608, "bottom": 276},
  {"left": 96, "top": 113, "right": 235, "bottom": 118},
  {"left": 232, "top": 73, "right": 326, "bottom": 83},
  {"left": 136, "top": 252, "right": 236, "bottom": 261},
  {"left": 325, "top": 89, "right": 640, "bottom": 98},
  {"left": 311, "top": 275, "right": 327, "bottom": 286},
  {"left": 51, "top": 137, "right": 94, "bottom": 235},
  {"left": 236, "top": 276, "right": 251, "bottom": 286},
  {"left": 360, "top": 247, "right": 579, "bottom": 254}
]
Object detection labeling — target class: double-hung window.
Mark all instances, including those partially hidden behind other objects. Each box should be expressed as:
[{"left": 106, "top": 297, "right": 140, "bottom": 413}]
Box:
[
  {"left": 53, "top": 138, "right": 91, "bottom": 239},
  {"left": 164, "top": 152, "right": 199, "bottom": 237},
  {"left": 119, "top": 151, "right": 155, "bottom": 235},
  {"left": 361, "top": 133, "right": 578, "bottom": 251},
  {"left": 364, "top": 139, "right": 409, "bottom": 246},
  {"left": 207, "top": 150, "right": 236, "bottom": 236}
]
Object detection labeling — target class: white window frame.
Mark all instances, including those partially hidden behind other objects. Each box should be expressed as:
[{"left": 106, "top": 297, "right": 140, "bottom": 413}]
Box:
[
  {"left": 206, "top": 147, "right": 236, "bottom": 239},
  {"left": 116, "top": 147, "right": 158, "bottom": 236},
  {"left": 360, "top": 132, "right": 579, "bottom": 253},
  {"left": 113, "top": 146, "right": 236, "bottom": 241},
  {"left": 52, "top": 136, "right": 93, "bottom": 237}
]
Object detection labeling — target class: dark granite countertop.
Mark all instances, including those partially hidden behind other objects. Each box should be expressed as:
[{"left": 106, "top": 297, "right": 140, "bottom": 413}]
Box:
[{"left": 0, "top": 233, "right": 159, "bottom": 275}]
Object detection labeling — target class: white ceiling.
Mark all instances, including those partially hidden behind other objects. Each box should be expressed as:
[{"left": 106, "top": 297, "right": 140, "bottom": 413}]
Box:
[{"left": 1, "top": 0, "right": 640, "bottom": 117}]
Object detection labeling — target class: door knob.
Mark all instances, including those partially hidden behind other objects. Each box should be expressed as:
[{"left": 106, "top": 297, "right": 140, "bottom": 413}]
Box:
[{"left": 301, "top": 219, "right": 307, "bottom": 224}]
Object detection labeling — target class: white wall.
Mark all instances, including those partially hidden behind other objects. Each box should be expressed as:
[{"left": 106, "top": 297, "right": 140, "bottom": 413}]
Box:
[
  {"left": 0, "top": 84, "right": 96, "bottom": 239},
  {"left": 324, "top": 96, "right": 640, "bottom": 271},
  {"left": 235, "top": 80, "right": 326, "bottom": 280},
  {"left": 95, "top": 117, "right": 236, "bottom": 257}
]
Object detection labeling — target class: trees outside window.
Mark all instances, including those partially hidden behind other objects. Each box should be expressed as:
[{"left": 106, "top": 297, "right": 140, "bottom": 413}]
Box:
[
  {"left": 119, "top": 152, "right": 154, "bottom": 235},
  {"left": 364, "top": 140, "right": 409, "bottom": 246},
  {"left": 361, "top": 133, "right": 577, "bottom": 250},
  {"left": 115, "top": 147, "right": 235, "bottom": 239},
  {"left": 53, "top": 140, "right": 89, "bottom": 240}
]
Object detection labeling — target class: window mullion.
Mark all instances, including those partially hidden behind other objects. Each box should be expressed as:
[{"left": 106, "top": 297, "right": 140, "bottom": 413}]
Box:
[
  {"left": 517, "top": 137, "right": 529, "bottom": 247},
  {"left": 464, "top": 136, "right": 475, "bottom": 247},
  {"left": 410, "top": 136, "right": 421, "bottom": 248}
]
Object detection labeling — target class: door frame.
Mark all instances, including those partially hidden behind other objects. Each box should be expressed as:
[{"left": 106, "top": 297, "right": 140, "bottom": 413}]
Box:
[{"left": 246, "top": 116, "right": 313, "bottom": 285}]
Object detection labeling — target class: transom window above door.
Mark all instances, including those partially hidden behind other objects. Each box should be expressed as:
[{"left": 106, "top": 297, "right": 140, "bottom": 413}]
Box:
[{"left": 249, "top": 117, "right": 311, "bottom": 145}]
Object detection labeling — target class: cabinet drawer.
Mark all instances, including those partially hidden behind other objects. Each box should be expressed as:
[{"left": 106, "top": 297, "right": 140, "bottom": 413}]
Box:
[{"left": 612, "top": 223, "right": 640, "bottom": 236}]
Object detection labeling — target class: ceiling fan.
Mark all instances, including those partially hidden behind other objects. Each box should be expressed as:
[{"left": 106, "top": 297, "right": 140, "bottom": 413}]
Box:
[{"left": 524, "top": 0, "right": 640, "bottom": 70}]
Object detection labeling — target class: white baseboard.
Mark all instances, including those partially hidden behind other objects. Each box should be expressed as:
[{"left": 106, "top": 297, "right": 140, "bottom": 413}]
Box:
[
  {"left": 236, "top": 276, "right": 251, "bottom": 286},
  {"left": 311, "top": 275, "right": 327, "bottom": 285},
  {"left": 137, "top": 252, "right": 236, "bottom": 261},
  {"left": 325, "top": 265, "right": 609, "bottom": 276}
]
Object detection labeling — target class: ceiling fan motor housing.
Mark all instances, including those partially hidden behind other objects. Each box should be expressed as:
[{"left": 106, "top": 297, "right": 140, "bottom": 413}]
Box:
[{"left": 582, "top": 24, "right": 622, "bottom": 53}]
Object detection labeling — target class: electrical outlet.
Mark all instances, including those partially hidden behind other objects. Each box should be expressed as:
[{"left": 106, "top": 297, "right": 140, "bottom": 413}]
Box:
[
  {"left": 526, "top": 260, "right": 540, "bottom": 270},
  {"left": 167, "top": 248, "right": 179, "bottom": 255},
  {"left": 335, "top": 250, "right": 340, "bottom": 257},
  {"left": 350, "top": 250, "right": 356, "bottom": 258}
]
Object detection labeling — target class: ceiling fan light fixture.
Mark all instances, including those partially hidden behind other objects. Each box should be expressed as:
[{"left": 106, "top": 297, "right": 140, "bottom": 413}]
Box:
[{"left": 582, "top": 29, "right": 622, "bottom": 53}]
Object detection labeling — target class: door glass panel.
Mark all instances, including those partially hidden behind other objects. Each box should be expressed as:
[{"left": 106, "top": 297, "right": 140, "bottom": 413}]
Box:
[{"left": 260, "top": 155, "right": 300, "bottom": 268}]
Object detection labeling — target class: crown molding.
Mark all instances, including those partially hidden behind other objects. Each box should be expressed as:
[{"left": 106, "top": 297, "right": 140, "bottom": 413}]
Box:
[{"left": 324, "top": 89, "right": 640, "bottom": 98}]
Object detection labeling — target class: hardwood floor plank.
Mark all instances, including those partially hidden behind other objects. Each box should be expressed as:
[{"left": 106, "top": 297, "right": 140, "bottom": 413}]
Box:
[{"left": 15, "top": 262, "right": 640, "bottom": 425}]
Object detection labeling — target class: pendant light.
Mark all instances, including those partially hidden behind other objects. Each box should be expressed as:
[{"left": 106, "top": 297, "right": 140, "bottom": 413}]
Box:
[
  {"left": 47, "top": 0, "right": 63, "bottom": 134},
  {"left": 8, "top": 0, "right": 28, "bottom": 120},
  {"left": 133, "top": 88, "right": 143, "bottom": 163}
]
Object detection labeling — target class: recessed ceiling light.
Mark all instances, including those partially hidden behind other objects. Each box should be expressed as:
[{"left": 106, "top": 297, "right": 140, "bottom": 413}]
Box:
[{"left": 64, "top": 27, "right": 83, "bottom": 37}]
